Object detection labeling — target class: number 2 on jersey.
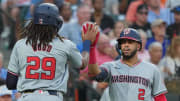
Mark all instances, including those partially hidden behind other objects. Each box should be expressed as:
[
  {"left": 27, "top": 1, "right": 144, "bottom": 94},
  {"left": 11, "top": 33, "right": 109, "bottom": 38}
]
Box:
[
  {"left": 138, "top": 88, "right": 145, "bottom": 100},
  {"left": 26, "top": 56, "right": 56, "bottom": 80}
]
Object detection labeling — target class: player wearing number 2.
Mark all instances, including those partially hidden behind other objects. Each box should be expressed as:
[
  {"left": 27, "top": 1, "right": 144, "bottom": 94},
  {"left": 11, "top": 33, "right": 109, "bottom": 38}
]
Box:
[
  {"left": 6, "top": 3, "right": 84, "bottom": 101},
  {"left": 82, "top": 24, "right": 167, "bottom": 101}
]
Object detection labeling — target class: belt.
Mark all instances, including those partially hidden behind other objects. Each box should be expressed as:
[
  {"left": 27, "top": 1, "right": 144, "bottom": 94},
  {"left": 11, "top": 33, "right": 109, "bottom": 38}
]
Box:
[{"left": 21, "top": 90, "right": 59, "bottom": 96}]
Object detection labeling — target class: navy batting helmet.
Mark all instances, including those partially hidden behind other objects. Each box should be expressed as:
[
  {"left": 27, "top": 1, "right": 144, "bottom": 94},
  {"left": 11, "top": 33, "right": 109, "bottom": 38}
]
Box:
[
  {"left": 33, "top": 3, "right": 63, "bottom": 29},
  {"left": 117, "top": 28, "right": 142, "bottom": 50}
]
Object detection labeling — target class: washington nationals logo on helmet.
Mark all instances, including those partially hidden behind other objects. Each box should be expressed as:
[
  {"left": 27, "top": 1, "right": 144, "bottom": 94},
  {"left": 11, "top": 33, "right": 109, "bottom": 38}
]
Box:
[
  {"left": 39, "top": 18, "right": 43, "bottom": 24},
  {"left": 124, "top": 28, "right": 131, "bottom": 35}
]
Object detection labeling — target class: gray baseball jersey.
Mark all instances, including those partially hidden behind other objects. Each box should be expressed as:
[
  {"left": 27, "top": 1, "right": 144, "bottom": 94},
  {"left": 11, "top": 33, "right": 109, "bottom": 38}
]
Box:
[
  {"left": 100, "top": 60, "right": 167, "bottom": 101},
  {"left": 8, "top": 37, "right": 82, "bottom": 93}
]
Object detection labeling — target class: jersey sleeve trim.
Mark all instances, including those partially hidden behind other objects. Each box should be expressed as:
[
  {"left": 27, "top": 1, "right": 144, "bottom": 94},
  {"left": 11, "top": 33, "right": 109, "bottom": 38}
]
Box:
[
  {"left": 8, "top": 70, "right": 19, "bottom": 76},
  {"left": 153, "top": 90, "right": 168, "bottom": 97},
  {"left": 101, "top": 67, "right": 108, "bottom": 73}
]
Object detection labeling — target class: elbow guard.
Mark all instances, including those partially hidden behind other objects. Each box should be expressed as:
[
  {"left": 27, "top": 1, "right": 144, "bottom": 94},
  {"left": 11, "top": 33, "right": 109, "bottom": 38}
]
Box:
[
  {"left": 6, "top": 71, "right": 18, "bottom": 90},
  {"left": 91, "top": 69, "right": 108, "bottom": 82}
]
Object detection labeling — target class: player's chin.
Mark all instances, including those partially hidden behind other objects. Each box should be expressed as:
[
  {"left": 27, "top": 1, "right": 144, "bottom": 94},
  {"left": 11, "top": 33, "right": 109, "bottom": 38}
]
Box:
[
  {"left": 122, "top": 51, "right": 131, "bottom": 56},
  {"left": 122, "top": 51, "right": 134, "bottom": 58},
  {"left": 123, "top": 54, "right": 132, "bottom": 58}
]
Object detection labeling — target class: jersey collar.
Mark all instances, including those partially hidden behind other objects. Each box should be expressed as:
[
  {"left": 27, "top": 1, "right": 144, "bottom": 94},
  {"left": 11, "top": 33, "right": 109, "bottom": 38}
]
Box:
[{"left": 120, "top": 59, "right": 142, "bottom": 67}]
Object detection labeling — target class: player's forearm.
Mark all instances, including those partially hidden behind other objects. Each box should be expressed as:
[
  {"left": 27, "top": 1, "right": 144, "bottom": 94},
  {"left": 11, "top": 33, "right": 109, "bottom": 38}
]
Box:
[{"left": 88, "top": 46, "right": 101, "bottom": 76}]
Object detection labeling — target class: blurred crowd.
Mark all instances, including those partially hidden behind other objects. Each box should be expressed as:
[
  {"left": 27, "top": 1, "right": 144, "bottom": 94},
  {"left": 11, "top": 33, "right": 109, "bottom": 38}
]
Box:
[{"left": 0, "top": 0, "right": 180, "bottom": 101}]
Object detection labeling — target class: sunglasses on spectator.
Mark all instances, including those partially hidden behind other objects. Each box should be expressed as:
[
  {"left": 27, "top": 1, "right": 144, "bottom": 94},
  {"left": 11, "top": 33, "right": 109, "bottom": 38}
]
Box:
[{"left": 138, "top": 11, "right": 148, "bottom": 15}]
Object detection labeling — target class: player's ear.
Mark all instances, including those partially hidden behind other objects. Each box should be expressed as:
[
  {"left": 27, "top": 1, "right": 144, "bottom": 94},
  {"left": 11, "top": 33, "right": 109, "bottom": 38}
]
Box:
[
  {"left": 116, "top": 43, "right": 121, "bottom": 55},
  {"left": 137, "top": 43, "right": 141, "bottom": 51}
]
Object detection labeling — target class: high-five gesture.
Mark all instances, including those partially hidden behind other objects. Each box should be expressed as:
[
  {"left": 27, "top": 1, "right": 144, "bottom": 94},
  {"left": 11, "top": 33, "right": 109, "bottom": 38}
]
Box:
[{"left": 81, "top": 22, "right": 100, "bottom": 47}]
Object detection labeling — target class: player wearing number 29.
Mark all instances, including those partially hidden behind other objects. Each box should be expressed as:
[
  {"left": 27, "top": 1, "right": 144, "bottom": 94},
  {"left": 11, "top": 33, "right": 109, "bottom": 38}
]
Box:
[
  {"left": 82, "top": 24, "right": 168, "bottom": 101},
  {"left": 6, "top": 3, "right": 84, "bottom": 101}
]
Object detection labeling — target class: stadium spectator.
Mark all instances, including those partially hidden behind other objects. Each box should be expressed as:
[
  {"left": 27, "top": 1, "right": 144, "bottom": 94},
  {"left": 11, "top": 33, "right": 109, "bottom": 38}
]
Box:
[
  {"left": 58, "top": 2, "right": 72, "bottom": 32},
  {"left": 148, "top": 42, "right": 163, "bottom": 66},
  {"left": 126, "top": 0, "right": 145, "bottom": 24},
  {"left": 96, "top": 34, "right": 114, "bottom": 65},
  {"left": 147, "top": 0, "right": 174, "bottom": 25},
  {"left": 0, "top": 85, "right": 12, "bottom": 101},
  {"left": 159, "top": 36, "right": 180, "bottom": 79},
  {"left": 1, "top": 0, "right": 31, "bottom": 37},
  {"left": 104, "top": 0, "right": 119, "bottom": 17},
  {"left": 81, "top": 0, "right": 93, "bottom": 9},
  {"left": 59, "top": 4, "right": 91, "bottom": 52},
  {"left": 59, "top": 2, "right": 72, "bottom": 23},
  {"left": 137, "top": 30, "right": 150, "bottom": 61},
  {"left": 90, "top": 0, "right": 114, "bottom": 34},
  {"left": 166, "top": 5, "right": 180, "bottom": 40},
  {"left": 67, "top": 0, "right": 80, "bottom": 22},
  {"left": 1, "top": 0, "right": 16, "bottom": 39},
  {"left": 130, "top": 4, "right": 152, "bottom": 39},
  {"left": 0, "top": 0, "right": 3, "bottom": 34},
  {"left": 146, "top": 19, "right": 170, "bottom": 57},
  {"left": 118, "top": 0, "right": 134, "bottom": 15},
  {"left": 161, "top": 0, "right": 167, "bottom": 7},
  {"left": 0, "top": 52, "right": 7, "bottom": 81},
  {"left": 165, "top": 0, "right": 180, "bottom": 10},
  {"left": 0, "top": 52, "right": 20, "bottom": 101},
  {"left": 12, "top": 0, "right": 31, "bottom": 27},
  {"left": 108, "top": 20, "right": 128, "bottom": 41}
]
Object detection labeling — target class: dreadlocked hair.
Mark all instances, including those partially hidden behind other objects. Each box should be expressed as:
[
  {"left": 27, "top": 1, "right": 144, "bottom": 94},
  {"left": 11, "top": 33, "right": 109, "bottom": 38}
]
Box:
[{"left": 18, "top": 20, "right": 64, "bottom": 49}]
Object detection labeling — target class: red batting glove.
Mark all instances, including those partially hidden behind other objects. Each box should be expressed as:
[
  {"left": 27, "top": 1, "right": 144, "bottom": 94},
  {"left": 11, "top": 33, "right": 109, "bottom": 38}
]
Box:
[{"left": 82, "top": 21, "right": 100, "bottom": 47}]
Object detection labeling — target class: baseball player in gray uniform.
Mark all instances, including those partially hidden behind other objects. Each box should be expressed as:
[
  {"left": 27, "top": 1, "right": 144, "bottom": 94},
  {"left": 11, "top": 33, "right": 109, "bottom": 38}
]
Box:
[
  {"left": 6, "top": 3, "right": 85, "bottom": 101},
  {"left": 82, "top": 26, "right": 167, "bottom": 101}
]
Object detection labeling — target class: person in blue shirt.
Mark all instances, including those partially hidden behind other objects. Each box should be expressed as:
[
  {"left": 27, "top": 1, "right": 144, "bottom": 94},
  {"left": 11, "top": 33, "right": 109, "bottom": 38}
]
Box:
[
  {"left": 59, "top": 4, "right": 91, "bottom": 52},
  {"left": 0, "top": 52, "right": 19, "bottom": 101},
  {"left": 0, "top": 52, "right": 7, "bottom": 80},
  {"left": 146, "top": 19, "right": 170, "bottom": 57},
  {"left": 147, "top": 0, "right": 174, "bottom": 25}
]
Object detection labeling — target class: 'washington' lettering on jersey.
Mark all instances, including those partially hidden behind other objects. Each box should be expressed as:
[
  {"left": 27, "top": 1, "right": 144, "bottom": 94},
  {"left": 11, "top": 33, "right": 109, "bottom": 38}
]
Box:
[{"left": 100, "top": 60, "right": 167, "bottom": 101}]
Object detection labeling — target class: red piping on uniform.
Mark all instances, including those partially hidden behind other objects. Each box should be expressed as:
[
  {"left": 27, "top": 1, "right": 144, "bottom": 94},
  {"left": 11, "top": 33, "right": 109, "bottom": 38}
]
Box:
[
  {"left": 8, "top": 71, "right": 18, "bottom": 76},
  {"left": 133, "top": 59, "right": 142, "bottom": 66},
  {"left": 154, "top": 91, "right": 168, "bottom": 97}
]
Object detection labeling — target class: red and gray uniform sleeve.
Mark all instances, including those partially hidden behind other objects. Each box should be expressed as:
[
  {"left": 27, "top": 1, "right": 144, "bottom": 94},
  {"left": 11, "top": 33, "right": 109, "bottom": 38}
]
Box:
[
  {"left": 67, "top": 41, "right": 82, "bottom": 68},
  {"left": 7, "top": 42, "right": 19, "bottom": 89},
  {"left": 152, "top": 67, "right": 167, "bottom": 97},
  {"left": 8, "top": 42, "right": 19, "bottom": 75}
]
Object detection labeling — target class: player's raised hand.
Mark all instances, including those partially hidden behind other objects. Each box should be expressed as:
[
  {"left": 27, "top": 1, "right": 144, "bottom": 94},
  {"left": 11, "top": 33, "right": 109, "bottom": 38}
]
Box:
[{"left": 81, "top": 22, "right": 100, "bottom": 46}]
